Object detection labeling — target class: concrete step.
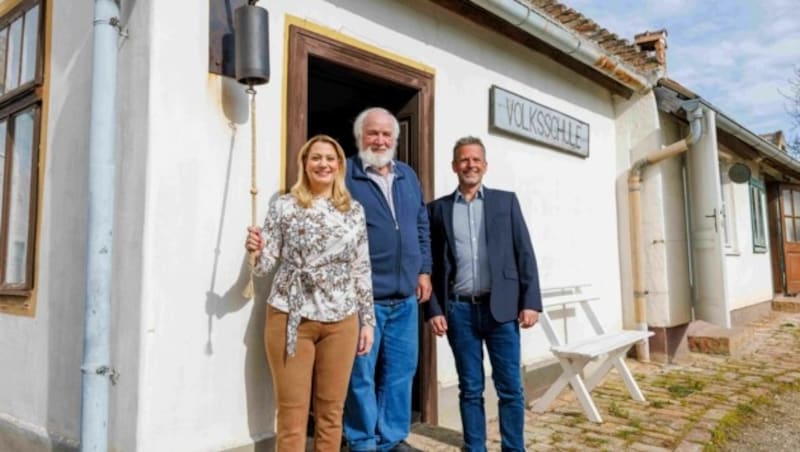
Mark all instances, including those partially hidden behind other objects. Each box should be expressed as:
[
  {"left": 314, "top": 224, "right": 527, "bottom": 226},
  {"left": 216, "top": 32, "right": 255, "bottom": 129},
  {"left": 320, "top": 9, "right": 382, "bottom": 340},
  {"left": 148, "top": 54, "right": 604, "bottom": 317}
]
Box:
[
  {"left": 773, "top": 297, "right": 800, "bottom": 313},
  {"left": 686, "top": 320, "right": 752, "bottom": 356}
]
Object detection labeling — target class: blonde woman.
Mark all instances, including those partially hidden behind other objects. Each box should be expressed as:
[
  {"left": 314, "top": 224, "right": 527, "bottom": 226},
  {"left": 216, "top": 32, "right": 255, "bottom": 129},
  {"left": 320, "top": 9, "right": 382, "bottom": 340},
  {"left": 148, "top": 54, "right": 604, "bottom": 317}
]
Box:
[{"left": 245, "top": 135, "right": 375, "bottom": 451}]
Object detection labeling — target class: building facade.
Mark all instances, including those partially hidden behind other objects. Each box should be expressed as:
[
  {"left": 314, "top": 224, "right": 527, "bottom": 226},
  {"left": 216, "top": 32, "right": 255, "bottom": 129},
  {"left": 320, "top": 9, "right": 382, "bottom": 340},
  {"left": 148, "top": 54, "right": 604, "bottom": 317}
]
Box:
[{"left": 0, "top": 0, "right": 793, "bottom": 450}]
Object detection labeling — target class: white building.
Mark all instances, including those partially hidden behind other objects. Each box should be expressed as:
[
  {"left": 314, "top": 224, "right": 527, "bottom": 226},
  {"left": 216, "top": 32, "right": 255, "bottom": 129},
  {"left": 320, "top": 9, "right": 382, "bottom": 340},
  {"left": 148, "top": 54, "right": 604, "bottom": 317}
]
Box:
[{"left": 0, "top": 0, "right": 793, "bottom": 450}]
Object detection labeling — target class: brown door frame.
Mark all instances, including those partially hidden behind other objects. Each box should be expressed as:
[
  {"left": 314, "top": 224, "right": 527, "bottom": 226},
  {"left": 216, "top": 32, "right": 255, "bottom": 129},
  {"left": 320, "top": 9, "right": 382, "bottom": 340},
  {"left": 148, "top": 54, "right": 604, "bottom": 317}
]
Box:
[
  {"left": 286, "top": 24, "right": 438, "bottom": 424},
  {"left": 772, "top": 183, "right": 800, "bottom": 295}
]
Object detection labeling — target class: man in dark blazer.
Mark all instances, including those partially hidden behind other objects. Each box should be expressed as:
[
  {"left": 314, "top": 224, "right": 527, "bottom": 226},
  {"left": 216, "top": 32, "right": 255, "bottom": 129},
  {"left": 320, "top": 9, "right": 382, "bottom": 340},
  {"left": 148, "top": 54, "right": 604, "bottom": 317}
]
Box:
[{"left": 425, "top": 136, "right": 542, "bottom": 452}]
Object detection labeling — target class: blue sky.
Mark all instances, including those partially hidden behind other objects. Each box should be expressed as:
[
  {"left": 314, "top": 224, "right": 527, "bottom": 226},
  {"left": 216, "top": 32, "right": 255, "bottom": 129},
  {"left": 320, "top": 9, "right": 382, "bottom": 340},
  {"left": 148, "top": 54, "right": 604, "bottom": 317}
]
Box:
[{"left": 563, "top": 0, "right": 800, "bottom": 143}]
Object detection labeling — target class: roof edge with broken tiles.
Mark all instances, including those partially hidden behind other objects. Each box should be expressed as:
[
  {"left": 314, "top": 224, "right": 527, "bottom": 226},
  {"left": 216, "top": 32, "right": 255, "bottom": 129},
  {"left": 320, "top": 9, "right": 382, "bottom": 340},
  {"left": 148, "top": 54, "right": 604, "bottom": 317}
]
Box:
[{"left": 526, "top": 0, "right": 664, "bottom": 85}]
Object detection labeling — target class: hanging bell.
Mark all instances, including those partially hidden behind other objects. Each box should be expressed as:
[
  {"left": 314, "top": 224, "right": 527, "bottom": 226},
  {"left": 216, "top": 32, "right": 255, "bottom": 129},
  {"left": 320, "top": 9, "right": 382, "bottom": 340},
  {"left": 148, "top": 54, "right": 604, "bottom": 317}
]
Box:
[{"left": 234, "top": 3, "right": 270, "bottom": 86}]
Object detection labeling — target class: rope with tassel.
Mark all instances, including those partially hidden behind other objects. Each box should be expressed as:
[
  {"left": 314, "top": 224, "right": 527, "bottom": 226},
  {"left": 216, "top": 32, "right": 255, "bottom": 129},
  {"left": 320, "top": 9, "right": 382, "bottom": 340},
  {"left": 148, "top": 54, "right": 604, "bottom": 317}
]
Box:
[{"left": 242, "top": 85, "right": 258, "bottom": 299}]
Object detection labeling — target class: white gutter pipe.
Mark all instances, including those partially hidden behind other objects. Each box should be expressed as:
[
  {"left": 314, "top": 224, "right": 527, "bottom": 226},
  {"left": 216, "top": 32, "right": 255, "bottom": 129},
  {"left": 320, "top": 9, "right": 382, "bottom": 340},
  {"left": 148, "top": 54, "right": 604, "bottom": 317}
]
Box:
[
  {"left": 80, "top": 1, "right": 120, "bottom": 450},
  {"left": 627, "top": 101, "right": 703, "bottom": 361},
  {"left": 468, "top": 0, "right": 655, "bottom": 92}
]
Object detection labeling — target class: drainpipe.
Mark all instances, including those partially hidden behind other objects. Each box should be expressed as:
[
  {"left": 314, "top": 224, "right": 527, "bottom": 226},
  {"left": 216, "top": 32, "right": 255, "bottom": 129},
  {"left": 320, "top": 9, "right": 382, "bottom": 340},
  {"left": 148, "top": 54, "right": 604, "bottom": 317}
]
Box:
[
  {"left": 467, "top": 0, "right": 655, "bottom": 93},
  {"left": 80, "top": 1, "right": 120, "bottom": 450},
  {"left": 627, "top": 101, "right": 703, "bottom": 361}
]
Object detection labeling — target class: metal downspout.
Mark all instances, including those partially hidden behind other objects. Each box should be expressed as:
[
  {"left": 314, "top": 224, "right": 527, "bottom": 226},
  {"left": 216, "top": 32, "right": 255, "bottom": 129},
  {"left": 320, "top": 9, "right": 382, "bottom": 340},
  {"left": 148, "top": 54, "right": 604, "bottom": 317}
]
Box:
[
  {"left": 627, "top": 102, "right": 703, "bottom": 361},
  {"left": 80, "top": 1, "right": 120, "bottom": 450},
  {"left": 467, "top": 0, "right": 654, "bottom": 92}
]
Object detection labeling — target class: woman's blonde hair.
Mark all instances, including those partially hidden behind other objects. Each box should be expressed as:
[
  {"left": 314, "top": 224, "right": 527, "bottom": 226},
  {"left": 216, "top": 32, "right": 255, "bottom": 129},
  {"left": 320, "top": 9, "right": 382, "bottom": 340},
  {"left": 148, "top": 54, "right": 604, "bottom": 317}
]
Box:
[{"left": 290, "top": 134, "right": 352, "bottom": 212}]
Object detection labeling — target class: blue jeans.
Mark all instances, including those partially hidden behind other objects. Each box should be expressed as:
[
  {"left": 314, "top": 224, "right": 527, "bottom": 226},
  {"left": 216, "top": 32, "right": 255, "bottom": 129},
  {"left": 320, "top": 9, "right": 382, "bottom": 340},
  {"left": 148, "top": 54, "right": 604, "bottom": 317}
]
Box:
[
  {"left": 344, "top": 295, "right": 418, "bottom": 451},
  {"left": 446, "top": 301, "right": 525, "bottom": 452}
]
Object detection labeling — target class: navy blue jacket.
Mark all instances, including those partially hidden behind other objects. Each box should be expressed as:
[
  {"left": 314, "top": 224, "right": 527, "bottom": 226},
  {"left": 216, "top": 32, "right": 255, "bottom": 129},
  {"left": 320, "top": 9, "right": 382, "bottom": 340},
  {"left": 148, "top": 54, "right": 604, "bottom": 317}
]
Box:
[
  {"left": 425, "top": 187, "right": 542, "bottom": 322},
  {"left": 345, "top": 156, "right": 432, "bottom": 301}
]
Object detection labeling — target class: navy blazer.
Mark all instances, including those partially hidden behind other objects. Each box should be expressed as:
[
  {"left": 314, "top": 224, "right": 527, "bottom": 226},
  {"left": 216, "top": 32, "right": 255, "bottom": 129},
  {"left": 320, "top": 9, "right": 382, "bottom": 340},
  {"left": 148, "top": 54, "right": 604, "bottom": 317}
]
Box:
[{"left": 424, "top": 187, "right": 542, "bottom": 323}]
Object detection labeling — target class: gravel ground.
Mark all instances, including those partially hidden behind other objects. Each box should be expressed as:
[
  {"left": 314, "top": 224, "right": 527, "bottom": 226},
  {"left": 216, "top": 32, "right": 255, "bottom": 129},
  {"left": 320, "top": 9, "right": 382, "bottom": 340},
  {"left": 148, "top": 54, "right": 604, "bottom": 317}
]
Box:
[{"left": 722, "top": 390, "right": 800, "bottom": 451}]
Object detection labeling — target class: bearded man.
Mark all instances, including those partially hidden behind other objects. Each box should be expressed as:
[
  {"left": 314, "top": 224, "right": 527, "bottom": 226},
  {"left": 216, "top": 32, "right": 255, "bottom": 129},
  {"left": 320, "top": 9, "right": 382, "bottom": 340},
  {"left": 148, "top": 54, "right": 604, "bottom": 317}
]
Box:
[{"left": 342, "top": 107, "right": 432, "bottom": 452}]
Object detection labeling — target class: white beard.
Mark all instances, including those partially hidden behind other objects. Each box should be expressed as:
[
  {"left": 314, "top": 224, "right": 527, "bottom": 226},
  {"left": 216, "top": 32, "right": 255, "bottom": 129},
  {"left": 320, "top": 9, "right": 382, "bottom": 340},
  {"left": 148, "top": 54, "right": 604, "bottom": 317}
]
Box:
[{"left": 359, "top": 146, "right": 396, "bottom": 169}]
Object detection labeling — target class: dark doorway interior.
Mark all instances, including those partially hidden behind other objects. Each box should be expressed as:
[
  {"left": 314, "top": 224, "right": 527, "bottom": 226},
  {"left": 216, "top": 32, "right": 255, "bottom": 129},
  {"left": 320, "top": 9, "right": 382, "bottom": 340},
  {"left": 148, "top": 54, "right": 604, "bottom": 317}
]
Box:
[
  {"left": 308, "top": 56, "right": 417, "bottom": 157},
  {"left": 307, "top": 56, "right": 428, "bottom": 422}
]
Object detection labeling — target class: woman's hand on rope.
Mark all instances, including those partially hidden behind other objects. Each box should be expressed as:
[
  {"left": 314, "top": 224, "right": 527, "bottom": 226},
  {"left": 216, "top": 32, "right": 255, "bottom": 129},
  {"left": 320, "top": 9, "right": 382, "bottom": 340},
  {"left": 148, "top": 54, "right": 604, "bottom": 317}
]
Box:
[
  {"left": 357, "top": 325, "right": 374, "bottom": 356},
  {"left": 245, "top": 226, "right": 264, "bottom": 257}
]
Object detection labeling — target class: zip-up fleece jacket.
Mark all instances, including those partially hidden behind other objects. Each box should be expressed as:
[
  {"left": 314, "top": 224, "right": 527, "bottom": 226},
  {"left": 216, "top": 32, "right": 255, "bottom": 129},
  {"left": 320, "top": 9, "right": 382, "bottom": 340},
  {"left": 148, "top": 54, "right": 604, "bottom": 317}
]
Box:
[{"left": 346, "top": 155, "right": 432, "bottom": 301}]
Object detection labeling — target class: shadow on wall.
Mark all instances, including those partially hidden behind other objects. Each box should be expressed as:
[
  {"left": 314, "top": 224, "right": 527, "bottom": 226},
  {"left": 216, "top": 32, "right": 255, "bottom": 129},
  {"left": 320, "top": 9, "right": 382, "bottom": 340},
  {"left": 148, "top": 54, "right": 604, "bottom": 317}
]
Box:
[
  {"left": 44, "top": 5, "right": 95, "bottom": 448},
  {"left": 205, "top": 73, "right": 278, "bottom": 447}
]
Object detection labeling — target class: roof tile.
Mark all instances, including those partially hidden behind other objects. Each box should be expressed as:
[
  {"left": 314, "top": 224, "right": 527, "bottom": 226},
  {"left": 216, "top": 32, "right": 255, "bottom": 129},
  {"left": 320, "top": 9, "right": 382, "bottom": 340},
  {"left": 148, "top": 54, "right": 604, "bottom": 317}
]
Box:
[{"left": 521, "top": 0, "right": 661, "bottom": 77}]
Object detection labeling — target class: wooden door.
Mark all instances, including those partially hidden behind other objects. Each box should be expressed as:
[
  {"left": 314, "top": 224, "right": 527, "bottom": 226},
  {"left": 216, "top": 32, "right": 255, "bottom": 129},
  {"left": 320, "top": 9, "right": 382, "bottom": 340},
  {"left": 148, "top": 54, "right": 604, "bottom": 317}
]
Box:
[
  {"left": 778, "top": 185, "right": 800, "bottom": 294},
  {"left": 286, "top": 24, "right": 437, "bottom": 424},
  {"left": 395, "top": 94, "right": 419, "bottom": 175}
]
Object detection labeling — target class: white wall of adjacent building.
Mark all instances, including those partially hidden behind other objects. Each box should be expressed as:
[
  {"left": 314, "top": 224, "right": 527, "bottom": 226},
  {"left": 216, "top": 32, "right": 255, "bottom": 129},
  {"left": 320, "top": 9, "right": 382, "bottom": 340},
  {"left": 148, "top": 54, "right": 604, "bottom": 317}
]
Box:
[
  {"left": 719, "top": 157, "right": 774, "bottom": 310},
  {"left": 0, "top": 0, "right": 152, "bottom": 450}
]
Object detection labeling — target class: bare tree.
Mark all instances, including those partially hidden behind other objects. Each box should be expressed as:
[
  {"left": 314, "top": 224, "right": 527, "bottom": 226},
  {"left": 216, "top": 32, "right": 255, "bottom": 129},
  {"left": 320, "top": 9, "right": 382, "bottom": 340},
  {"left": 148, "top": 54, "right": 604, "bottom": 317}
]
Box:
[{"left": 786, "top": 66, "right": 800, "bottom": 157}]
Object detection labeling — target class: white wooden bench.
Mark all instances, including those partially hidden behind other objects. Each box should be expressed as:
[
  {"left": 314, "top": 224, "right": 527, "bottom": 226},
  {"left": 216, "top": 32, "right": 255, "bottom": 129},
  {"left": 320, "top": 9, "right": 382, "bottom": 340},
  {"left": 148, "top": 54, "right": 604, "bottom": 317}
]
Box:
[{"left": 530, "top": 285, "right": 654, "bottom": 423}]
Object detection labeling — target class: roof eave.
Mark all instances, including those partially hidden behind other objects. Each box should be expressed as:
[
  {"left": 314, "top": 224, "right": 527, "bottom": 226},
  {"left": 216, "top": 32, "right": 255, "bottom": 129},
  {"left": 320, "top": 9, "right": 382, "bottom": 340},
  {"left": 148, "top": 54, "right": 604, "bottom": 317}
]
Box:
[{"left": 655, "top": 81, "right": 800, "bottom": 178}]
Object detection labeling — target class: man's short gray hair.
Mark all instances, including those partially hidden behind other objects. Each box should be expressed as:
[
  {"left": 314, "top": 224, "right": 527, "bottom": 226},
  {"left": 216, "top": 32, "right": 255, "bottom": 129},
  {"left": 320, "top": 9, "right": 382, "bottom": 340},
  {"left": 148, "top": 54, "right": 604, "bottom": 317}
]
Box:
[
  {"left": 452, "top": 136, "right": 486, "bottom": 161},
  {"left": 353, "top": 107, "right": 400, "bottom": 147}
]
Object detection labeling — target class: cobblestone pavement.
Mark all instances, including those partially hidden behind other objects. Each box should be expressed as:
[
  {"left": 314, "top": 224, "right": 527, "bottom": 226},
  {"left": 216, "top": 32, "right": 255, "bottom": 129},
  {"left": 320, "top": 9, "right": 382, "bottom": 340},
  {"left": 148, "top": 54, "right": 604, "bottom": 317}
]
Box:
[{"left": 407, "top": 311, "right": 800, "bottom": 451}]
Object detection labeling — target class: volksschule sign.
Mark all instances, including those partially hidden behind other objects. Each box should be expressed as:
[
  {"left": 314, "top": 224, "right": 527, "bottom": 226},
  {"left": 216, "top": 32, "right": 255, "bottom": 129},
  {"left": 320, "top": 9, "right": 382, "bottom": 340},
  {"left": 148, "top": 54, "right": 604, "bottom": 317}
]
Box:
[{"left": 490, "top": 85, "right": 589, "bottom": 158}]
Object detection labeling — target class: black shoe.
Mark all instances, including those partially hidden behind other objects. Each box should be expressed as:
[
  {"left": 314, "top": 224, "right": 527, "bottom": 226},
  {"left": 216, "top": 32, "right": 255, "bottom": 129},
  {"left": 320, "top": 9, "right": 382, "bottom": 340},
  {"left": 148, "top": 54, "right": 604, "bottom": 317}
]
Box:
[{"left": 390, "top": 440, "right": 422, "bottom": 452}]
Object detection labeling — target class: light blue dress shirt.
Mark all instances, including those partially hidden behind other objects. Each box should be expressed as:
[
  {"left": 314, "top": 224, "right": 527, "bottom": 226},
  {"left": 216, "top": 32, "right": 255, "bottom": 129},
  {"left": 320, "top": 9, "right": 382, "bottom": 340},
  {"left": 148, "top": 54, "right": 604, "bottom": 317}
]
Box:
[{"left": 452, "top": 186, "right": 491, "bottom": 296}]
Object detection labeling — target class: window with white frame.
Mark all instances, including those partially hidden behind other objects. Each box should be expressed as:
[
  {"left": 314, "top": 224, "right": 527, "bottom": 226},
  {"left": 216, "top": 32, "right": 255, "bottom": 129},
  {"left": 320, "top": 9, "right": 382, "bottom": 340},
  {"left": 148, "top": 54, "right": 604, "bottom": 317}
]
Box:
[
  {"left": 0, "top": 0, "right": 43, "bottom": 298},
  {"left": 749, "top": 178, "right": 767, "bottom": 253},
  {"left": 718, "top": 160, "right": 738, "bottom": 253}
]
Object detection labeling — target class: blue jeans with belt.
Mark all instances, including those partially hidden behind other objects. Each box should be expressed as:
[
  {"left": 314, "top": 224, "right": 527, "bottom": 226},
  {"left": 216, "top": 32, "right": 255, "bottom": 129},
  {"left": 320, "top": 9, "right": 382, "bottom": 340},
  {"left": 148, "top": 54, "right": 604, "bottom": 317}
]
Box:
[
  {"left": 344, "top": 295, "right": 418, "bottom": 451},
  {"left": 446, "top": 298, "right": 525, "bottom": 452}
]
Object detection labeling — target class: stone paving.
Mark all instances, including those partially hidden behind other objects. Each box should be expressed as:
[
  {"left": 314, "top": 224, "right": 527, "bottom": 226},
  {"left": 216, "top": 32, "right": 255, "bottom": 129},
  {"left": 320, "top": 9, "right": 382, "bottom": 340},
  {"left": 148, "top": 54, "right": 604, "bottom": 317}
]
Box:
[{"left": 407, "top": 310, "right": 800, "bottom": 451}]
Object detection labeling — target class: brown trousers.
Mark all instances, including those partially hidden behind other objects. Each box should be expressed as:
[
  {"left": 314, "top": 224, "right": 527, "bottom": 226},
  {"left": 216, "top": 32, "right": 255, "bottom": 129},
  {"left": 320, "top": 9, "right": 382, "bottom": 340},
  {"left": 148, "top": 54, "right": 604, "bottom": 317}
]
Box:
[{"left": 265, "top": 306, "right": 359, "bottom": 451}]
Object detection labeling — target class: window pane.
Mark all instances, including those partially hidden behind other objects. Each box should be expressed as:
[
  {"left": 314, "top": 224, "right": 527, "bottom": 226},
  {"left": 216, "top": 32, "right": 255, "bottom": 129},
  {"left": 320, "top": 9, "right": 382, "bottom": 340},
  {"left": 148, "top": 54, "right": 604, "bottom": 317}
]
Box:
[
  {"left": 0, "top": 120, "right": 6, "bottom": 218},
  {"left": 783, "top": 190, "right": 793, "bottom": 217},
  {"left": 4, "top": 17, "right": 21, "bottom": 92},
  {"left": 793, "top": 192, "right": 800, "bottom": 223},
  {"left": 19, "top": 6, "right": 38, "bottom": 85},
  {"left": 0, "top": 27, "right": 8, "bottom": 95},
  {"left": 786, "top": 218, "right": 795, "bottom": 242},
  {"left": 5, "top": 108, "right": 35, "bottom": 284},
  {"left": 795, "top": 222, "right": 800, "bottom": 246},
  {"left": 755, "top": 193, "right": 763, "bottom": 240}
]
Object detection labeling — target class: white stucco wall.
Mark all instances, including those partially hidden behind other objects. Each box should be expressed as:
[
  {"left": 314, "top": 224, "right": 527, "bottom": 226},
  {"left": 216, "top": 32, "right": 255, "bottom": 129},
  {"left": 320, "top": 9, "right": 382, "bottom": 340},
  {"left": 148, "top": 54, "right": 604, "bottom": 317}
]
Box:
[
  {"left": 721, "top": 159, "right": 773, "bottom": 309},
  {"left": 138, "top": 1, "right": 627, "bottom": 448},
  {"left": 647, "top": 114, "right": 693, "bottom": 327},
  {"left": 0, "top": 0, "right": 94, "bottom": 445},
  {"left": 612, "top": 96, "right": 694, "bottom": 329}
]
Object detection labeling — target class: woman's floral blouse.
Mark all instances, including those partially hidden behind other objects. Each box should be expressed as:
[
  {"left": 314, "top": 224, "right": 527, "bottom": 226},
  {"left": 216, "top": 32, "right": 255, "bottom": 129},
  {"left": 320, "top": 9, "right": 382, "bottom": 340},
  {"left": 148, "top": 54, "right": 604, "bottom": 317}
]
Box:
[{"left": 255, "top": 194, "right": 375, "bottom": 356}]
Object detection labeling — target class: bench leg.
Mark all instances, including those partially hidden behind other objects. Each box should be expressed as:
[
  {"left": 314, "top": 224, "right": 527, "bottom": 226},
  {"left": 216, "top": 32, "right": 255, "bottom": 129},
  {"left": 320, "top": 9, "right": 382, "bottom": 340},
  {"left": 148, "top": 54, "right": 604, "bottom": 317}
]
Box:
[
  {"left": 583, "top": 353, "right": 617, "bottom": 392},
  {"left": 531, "top": 357, "right": 603, "bottom": 423},
  {"left": 611, "top": 353, "right": 646, "bottom": 402},
  {"left": 583, "top": 347, "right": 646, "bottom": 403}
]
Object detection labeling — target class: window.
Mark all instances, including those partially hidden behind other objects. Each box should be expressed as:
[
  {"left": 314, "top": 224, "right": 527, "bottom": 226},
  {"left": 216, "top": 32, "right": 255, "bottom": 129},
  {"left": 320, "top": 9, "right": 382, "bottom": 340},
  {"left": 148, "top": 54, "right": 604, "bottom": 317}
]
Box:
[
  {"left": 719, "top": 160, "right": 738, "bottom": 253},
  {"left": 750, "top": 179, "right": 767, "bottom": 253},
  {"left": 0, "top": 0, "right": 43, "bottom": 298}
]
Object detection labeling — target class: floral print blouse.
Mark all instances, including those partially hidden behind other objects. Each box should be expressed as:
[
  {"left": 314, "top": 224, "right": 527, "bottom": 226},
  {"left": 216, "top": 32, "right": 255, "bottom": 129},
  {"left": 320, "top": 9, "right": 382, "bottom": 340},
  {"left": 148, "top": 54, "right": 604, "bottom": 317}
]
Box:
[{"left": 255, "top": 194, "right": 375, "bottom": 356}]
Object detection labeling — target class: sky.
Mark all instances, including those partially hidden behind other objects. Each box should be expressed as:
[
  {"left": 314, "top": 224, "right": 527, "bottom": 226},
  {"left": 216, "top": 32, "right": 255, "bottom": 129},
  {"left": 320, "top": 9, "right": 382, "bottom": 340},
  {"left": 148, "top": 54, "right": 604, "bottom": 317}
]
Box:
[{"left": 562, "top": 0, "right": 800, "bottom": 144}]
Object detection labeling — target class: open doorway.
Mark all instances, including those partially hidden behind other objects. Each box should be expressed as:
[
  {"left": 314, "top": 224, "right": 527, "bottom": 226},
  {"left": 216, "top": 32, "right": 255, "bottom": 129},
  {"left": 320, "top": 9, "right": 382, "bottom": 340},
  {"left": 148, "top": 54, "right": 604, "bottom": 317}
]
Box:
[{"left": 286, "top": 24, "right": 437, "bottom": 424}]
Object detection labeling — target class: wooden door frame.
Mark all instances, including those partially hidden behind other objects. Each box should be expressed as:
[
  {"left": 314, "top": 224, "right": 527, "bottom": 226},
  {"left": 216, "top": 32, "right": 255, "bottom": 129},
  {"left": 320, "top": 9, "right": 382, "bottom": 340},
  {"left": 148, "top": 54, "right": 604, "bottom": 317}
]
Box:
[
  {"left": 773, "top": 183, "right": 800, "bottom": 295},
  {"left": 286, "top": 24, "right": 438, "bottom": 424}
]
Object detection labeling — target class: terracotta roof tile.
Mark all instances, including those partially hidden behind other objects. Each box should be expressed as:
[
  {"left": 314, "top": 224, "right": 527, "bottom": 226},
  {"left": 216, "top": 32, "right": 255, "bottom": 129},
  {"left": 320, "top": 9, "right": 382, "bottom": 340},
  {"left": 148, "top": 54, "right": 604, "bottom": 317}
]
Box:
[{"left": 521, "top": 0, "right": 662, "bottom": 78}]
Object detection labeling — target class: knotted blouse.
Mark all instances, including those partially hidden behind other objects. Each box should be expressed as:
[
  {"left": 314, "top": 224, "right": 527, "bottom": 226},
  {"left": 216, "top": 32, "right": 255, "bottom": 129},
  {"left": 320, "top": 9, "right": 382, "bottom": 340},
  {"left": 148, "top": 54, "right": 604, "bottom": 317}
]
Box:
[{"left": 254, "top": 194, "right": 375, "bottom": 356}]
